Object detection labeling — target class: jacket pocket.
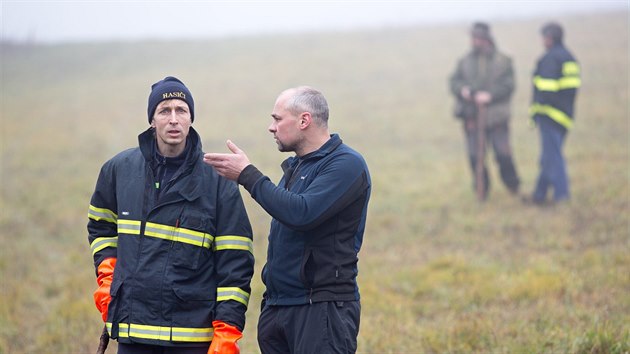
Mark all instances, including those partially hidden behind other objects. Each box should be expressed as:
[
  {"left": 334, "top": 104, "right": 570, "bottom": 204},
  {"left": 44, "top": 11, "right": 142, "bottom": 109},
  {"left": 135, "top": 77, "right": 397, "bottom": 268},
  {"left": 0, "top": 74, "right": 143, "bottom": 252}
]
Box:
[
  {"left": 172, "top": 287, "right": 215, "bottom": 328},
  {"left": 171, "top": 210, "right": 211, "bottom": 270},
  {"left": 300, "top": 249, "right": 316, "bottom": 288}
]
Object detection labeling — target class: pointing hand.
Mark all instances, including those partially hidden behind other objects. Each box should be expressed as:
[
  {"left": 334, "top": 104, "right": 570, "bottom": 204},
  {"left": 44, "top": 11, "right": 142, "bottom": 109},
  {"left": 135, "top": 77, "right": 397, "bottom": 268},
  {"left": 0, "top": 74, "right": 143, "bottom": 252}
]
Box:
[{"left": 203, "top": 140, "right": 251, "bottom": 181}]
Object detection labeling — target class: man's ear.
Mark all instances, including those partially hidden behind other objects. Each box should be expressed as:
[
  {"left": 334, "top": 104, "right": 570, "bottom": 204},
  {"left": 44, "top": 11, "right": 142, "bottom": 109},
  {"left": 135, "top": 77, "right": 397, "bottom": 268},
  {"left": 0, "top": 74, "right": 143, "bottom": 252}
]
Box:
[
  {"left": 300, "top": 112, "right": 312, "bottom": 129},
  {"left": 150, "top": 119, "right": 155, "bottom": 128}
]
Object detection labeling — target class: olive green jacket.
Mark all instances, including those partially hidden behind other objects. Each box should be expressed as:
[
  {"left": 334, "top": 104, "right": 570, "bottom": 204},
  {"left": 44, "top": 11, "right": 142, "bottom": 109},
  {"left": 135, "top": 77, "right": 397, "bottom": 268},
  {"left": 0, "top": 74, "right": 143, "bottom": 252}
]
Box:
[{"left": 449, "top": 48, "right": 515, "bottom": 127}]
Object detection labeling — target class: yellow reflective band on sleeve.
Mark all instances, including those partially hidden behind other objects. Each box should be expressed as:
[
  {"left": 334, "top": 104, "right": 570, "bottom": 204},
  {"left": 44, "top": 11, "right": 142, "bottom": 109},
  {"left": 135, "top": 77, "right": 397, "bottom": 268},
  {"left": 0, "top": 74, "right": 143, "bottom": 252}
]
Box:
[
  {"left": 533, "top": 74, "right": 580, "bottom": 92},
  {"left": 213, "top": 236, "right": 254, "bottom": 254},
  {"left": 533, "top": 76, "right": 560, "bottom": 91},
  {"left": 563, "top": 61, "right": 580, "bottom": 76},
  {"left": 90, "top": 236, "right": 118, "bottom": 256},
  {"left": 217, "top": 287, "right": 250, "bottom": 307},
  {"left": 117, "top": 323, "right": 213, "bottom": 342},
  {"left": 88, "top": 205, "right": 117, "bottom": 223},
  {"left": 118, "top": 219, "right": 141, "bottom": 235},
  {"left": 144, "top": 222, "right": 213, "bottom": 249},
  {"left": 558, "top": 76, "right": 581, "bottom": 89},
  {"left": 529, "top": 103, "right": 574, "bottom": 129}
]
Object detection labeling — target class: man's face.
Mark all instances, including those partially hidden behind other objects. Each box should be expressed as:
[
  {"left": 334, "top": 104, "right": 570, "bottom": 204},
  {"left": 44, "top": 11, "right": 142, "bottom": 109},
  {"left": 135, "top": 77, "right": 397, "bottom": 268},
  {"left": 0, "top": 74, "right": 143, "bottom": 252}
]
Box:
[
  {"left": 151, "top": 99, "right": 191, "bottom": 156},
  {"left": 268, "top": 93, "right": 302, "bottom": 153},
  {"left": 543, "top": 35, "right": 554, "bottom": 50},
  {"left": 472, "top": 36, "right": 490, "bottom": 53}
]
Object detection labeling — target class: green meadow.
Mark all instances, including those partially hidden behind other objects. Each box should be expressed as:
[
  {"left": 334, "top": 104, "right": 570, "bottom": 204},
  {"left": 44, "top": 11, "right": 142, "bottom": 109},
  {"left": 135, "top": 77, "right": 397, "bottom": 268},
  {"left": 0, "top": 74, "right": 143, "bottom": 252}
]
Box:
[{"left": 1, "top": 10, "right": 628, "bottom": 353}]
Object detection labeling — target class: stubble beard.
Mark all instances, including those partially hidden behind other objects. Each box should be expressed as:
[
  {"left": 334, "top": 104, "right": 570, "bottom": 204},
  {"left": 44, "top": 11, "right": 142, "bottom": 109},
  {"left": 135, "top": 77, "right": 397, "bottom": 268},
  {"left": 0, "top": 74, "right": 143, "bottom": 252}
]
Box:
[{"left": 276, "top": 138, "right": 299, "bottom": 153}]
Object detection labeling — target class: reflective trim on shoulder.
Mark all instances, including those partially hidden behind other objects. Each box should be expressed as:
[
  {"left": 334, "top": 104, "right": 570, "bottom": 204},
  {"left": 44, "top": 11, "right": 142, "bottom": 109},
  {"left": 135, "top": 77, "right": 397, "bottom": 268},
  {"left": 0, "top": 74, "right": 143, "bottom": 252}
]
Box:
[
  {"left": 144, "top": 222, "right": 213, "bottom": 249},
  {"left": 217, "top": 287, "right": 250, "bottom": 307},
  {"left": 563, "top": 61, "right": 580, "bottom": 75},
  {"left": 114, "top": 322, "right": 214, "bottom": 343},
  {"left": 88, "top": 205, "right": 117, "bottom": 223},
  {"left": 90, "top": 236, "right": 118, "bottom": 256},
  {"left": 213, "top": 235, "right": 254, "bottom": 253}
]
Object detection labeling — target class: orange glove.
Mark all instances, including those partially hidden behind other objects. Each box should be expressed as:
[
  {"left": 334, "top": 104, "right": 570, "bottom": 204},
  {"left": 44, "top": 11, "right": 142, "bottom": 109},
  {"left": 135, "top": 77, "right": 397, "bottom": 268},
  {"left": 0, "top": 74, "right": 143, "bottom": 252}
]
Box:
[
  {"left": 208, "top": 320, "right": 242, "bottom": 354},
  {"left": 93, "top": 257, "right": 116, "bottom": 322}
]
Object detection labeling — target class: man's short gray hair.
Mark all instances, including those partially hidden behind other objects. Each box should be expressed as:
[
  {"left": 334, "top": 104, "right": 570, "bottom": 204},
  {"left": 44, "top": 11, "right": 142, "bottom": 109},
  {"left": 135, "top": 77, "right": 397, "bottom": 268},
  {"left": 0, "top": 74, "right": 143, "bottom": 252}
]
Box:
[{"left": 285, "top": 86, "right": 329, "bottom": 126}]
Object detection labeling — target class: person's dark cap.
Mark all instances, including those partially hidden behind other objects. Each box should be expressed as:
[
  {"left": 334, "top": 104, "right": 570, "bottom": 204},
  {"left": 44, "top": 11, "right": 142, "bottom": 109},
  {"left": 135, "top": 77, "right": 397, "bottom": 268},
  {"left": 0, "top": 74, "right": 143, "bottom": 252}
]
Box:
[
  {"left": 541, "top": 22, "right": 563, "bottom": 43},
  {"left": 147, "top": 76, "right": 195, "bottom": 124},
  {"left": 471, "top": 22, "right": 492, "bottom": 41}
]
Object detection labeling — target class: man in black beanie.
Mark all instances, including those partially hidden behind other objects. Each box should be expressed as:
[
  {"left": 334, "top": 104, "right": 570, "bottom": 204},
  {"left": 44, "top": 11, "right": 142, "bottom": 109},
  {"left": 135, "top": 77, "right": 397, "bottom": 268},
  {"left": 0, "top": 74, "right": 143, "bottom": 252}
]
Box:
[{"left": 88, "top": 76, "right": 254, "bottom": 354}]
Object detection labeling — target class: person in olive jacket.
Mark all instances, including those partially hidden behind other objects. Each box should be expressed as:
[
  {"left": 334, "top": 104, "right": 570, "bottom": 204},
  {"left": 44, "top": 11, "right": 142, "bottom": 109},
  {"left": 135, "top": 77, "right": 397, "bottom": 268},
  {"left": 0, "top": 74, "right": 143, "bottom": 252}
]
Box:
[
  {"left": 450, "top": 22, "right": 521, "bottom": 200},
  {"left": 204, "top": 86, "right": 371, "bottom": 354},
  {"left": 88, "top": 76, "right": 254, "bottom": 354}
]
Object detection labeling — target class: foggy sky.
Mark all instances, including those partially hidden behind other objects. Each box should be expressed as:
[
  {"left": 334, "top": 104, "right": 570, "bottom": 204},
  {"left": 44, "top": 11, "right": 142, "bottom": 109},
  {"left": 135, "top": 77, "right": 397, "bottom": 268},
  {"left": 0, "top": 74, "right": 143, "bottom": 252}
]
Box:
[{"left": 2, "top": 0, "right": 627, "bottom": 43}]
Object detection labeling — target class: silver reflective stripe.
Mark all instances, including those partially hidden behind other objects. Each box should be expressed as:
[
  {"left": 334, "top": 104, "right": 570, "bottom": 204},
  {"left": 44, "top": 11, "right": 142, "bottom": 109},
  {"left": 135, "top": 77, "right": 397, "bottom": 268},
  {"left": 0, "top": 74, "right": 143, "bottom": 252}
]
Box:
[
  {"left": 89, "top": 205, "right": 117, "bottom": 223},
  {"left": 117, "top": 323, "right": 213, "bottom": 342},
  {"left": 213, "top": 236, "right": 253, "bottom": 253},
  {"left": 144, "top": 222, "right": 212, "bottom": 248},
  {"left": 90, "top": 236, "right": 118, "bottom": 256},
  {"left": 217, "top": 287, "right": 250, "bottom": 306},
  {"left": 118, "top": 220, "right": 141, "bottom": 235}
]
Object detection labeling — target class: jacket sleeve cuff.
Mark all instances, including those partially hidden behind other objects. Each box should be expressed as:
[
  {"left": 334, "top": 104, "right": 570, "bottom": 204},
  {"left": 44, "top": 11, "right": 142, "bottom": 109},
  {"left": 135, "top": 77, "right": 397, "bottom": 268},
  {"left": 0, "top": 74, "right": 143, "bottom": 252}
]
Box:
[{"left": 237, "top": 164, "right": 264, "bottom": 193}]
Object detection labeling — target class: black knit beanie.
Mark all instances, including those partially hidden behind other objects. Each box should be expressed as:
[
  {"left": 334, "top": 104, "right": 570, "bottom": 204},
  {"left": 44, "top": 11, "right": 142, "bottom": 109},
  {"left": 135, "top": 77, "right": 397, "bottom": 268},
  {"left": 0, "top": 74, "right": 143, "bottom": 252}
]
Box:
[
  {"left": 541, "top": 22, "right": 564, "bottom": 45},
  {"left": 147, "top": 76, "right": 195, "bottom": 123}
]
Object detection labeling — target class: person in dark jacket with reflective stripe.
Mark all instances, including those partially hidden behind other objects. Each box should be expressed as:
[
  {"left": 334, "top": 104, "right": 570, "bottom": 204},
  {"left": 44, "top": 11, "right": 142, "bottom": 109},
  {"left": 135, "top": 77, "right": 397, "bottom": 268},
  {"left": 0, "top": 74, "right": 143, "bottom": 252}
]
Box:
[
  {"left": 88, "top": 76, "right": 254, "bottom": 354},
  {"left": 525, "top": 22, "right": 580, "bottom": 205},
  {"left": 204, "top": 86, "right": 371, "bottom": 354}
]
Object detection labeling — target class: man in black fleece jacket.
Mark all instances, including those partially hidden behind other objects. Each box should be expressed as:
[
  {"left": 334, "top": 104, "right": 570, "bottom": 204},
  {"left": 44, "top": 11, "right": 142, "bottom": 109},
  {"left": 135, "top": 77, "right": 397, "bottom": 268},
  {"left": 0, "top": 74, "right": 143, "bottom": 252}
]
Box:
[{"left": 204, "top": 86, "right": 371, "bottom": 354}]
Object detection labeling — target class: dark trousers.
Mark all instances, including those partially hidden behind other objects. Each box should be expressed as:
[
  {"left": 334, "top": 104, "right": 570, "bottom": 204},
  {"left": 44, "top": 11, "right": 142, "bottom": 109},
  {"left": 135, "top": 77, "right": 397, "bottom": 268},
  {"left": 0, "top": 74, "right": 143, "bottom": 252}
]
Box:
[
  {"left": 258, "top": 301, "right": 360, "bottom": 354},
  {"left": 464, "top": 120, "right": 520, "bottom": 197},
  {"left": 117, "top": 342, "right": 209, "bottom": 354},
  {"left": 533, "top": 117, "right": 569, "bottom": 202}
]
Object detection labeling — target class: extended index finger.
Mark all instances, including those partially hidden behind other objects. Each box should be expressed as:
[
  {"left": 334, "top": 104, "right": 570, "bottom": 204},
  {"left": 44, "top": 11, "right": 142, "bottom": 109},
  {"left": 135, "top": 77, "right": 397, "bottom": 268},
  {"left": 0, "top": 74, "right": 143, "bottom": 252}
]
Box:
[{"left": 203, "top": 153, "right": 230, "bottom": 162}]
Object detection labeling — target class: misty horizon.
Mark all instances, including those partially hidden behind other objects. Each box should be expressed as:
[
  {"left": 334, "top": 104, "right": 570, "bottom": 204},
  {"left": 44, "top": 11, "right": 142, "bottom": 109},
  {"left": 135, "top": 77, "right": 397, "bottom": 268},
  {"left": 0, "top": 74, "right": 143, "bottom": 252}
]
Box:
[{"left": 2, "top": 0, "right": 628, "bottom": 44}]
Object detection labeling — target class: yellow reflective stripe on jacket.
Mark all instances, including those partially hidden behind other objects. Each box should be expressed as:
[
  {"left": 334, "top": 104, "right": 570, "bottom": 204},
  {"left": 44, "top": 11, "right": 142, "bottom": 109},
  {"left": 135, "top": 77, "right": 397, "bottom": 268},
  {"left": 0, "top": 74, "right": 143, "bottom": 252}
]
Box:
[
  {"left": 115, "top": 323, "right": 213, "bottom": 342},
  {"left": 118, "top": 219, "right": 141, "bottom": 235},
  {"left": 217, "top": 287, "right": 250, "bottom": 306},
  {"left": 558, "top": 76, "right": 581, "bottom": 89},
  {"left": 144, "top": 222, "right": 213, "bottom": 249},
  {"left": 88, "top": 205, "right": 117, "bottom": 223},
  {"left": 213, "top": 235, "right": 253, "bottom": 253},
  {"left": 533, "top": 76, "right": 560, "bottom": 91},
  {"left": 529, "top": 103, "right": 574, "bottom": 129},
  {"left": 533, "top": 61, "right": 581, "bottom": 92},
  {"left": 90, "top": 236, "right": 118, "bottom": 256},
  {"left": 533, "top": 75, "right": 581, "bottom": 91}
]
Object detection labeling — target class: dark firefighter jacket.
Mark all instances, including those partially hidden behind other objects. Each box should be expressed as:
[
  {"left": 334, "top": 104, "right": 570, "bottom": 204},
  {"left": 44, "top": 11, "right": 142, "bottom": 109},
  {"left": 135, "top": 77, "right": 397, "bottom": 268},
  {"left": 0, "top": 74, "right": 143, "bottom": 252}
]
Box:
[
  {"left": 530, "top": 43, "right": 581, "bottom": 130},
  {"left": 87, "top": 127, "right": 254, "bottom": 347},
  {"left": 237, "top": 134, "right": 371, "bottom": 306},
  {"left": 450, "top": 47, "right": 515, "bottom": 127}
]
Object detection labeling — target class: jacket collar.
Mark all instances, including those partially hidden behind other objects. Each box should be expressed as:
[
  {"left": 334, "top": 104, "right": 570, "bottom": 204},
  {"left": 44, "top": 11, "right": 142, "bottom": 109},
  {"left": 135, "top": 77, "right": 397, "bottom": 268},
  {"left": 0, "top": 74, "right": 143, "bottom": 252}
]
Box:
[
  {"left": 282, "top": 134, "right": 343, "bottom": 172},
  {"left": 138, "top": 126, "right": 204, "bottom": 202}
]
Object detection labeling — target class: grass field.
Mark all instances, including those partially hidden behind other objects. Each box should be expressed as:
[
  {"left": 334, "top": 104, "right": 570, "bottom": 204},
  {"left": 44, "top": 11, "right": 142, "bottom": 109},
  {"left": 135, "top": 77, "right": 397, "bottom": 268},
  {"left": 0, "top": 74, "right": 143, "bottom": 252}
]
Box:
[{"left": 1, "top": 10, "right": 628, "bottom": 353}]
